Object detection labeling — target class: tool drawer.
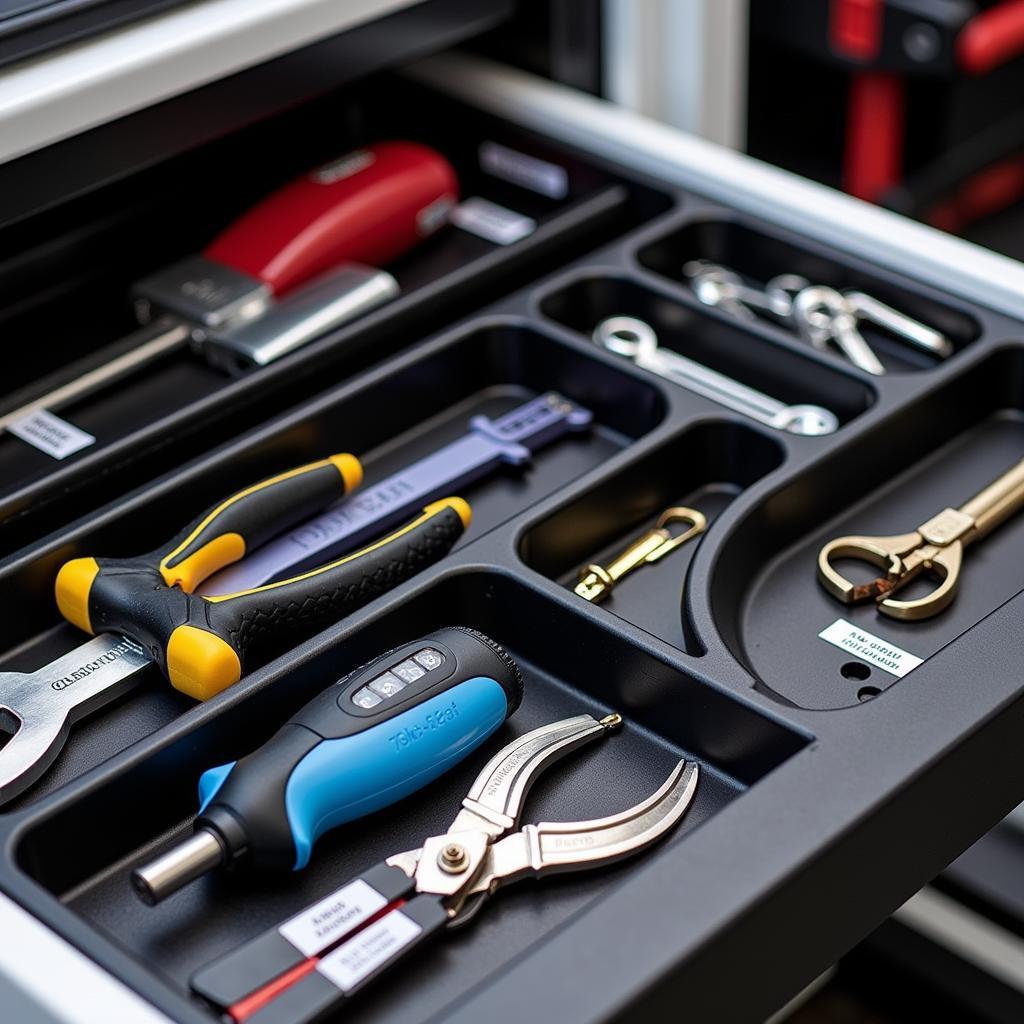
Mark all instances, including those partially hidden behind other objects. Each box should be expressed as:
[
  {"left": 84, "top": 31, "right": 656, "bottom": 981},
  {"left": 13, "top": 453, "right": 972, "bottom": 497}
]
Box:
[
  {"left": 3, "top": 21, "right": 1024, "bottom": 1024},
  {"left": 0, "top": 51, "right": 667, "bottom": 551}
]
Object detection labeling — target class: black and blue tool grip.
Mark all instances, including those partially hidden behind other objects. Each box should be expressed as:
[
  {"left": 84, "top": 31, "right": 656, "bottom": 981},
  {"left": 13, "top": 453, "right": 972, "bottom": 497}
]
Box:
[{"left": 194, "top": 627, "right": 523, "bottom": 873}]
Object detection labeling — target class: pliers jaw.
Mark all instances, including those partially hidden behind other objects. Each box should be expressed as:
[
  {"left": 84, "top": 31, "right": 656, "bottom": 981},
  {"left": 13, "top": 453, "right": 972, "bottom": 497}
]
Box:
[{"left": 390, "top": 714, "right": 699, "bottom": 927}]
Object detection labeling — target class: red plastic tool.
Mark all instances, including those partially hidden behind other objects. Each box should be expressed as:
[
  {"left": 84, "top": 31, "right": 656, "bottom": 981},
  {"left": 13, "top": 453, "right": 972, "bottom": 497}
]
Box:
[{"left": 205, "top": 141, "right": 459, "bottom": 296}]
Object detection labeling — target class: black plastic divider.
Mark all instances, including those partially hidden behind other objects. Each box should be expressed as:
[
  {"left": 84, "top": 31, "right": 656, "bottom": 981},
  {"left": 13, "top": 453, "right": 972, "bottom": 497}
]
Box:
[
  {"left": 638, "top": 212, "right": 981, "bottom": 373},
  {"left": 520, "top": 421, "right": 785, "bottom": 654},
  {"left": 0, "top": 74, "right": 672, "bottom": 551},
  {"left": 0, "top": 323, "right": 666, "bottom": 808},
  {"left": 539, "top": 272, "right": 876, "bottom": 423},
  {"left": 1, "top": 90, "right": 1024, "bottom": 1024},
  {"left": 705, "top": 346, "right": 1024, "bottom": 709}
]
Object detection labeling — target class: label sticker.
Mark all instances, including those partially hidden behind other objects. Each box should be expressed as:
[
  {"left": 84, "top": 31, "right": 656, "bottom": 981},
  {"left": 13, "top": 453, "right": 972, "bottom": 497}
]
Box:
[
  {"left": 317, "top": 911, "right": 422, "bottom": 993},
  {"left": 479, "top": 141, "right": 569, "bottom": 199},
  {"left": 451, "top": 197, "right": 536, "bottom": 246},
  {"left": 818, "top": 618, "right": 924, "bottom": 678},
  {"left": 279, "top": 879, "right": 387, "bottom": 957},
  {"left": 7, "top": 410, "right": 95, "bottom": 460}
]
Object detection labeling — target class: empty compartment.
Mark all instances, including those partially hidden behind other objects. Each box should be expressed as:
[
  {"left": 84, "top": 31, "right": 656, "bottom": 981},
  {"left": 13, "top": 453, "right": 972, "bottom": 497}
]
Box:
[
  {"left": 0, "top": 323, "right": 665, "bottom": 810},
  {"left": 639, "top": 217, "right": 981, "bottom": 374},
  {"left": 709, "top": 347, "right": 1024, "bottom": 710},
  {"left": 12, "top": 570, "right": 808, "bottom": 1024},
  {"left": 520, "top": 421, "right": 784, "bottom": 653},
  {"left": 540, "top": 274, "right": 874, "bottom": 426}
]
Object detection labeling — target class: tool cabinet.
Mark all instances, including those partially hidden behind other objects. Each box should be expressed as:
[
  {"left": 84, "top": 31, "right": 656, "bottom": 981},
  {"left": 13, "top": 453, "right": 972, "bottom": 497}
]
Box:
[{"left": 2, "top": 3, "right": 1024, "bottom": 1022}]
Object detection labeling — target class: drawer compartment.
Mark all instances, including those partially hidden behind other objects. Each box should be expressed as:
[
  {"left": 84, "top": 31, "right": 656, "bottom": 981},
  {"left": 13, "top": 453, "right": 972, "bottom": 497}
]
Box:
[
  {"left": 0, "top": 75, "right": 670, "bottom": 553},
  {"left": 14, "top": 571, "right": 807, "bottom": 1024}
]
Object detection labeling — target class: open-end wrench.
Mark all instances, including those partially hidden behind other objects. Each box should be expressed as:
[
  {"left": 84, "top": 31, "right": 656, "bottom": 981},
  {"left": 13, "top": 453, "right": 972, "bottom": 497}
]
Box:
[{"left": 593, "top": 316, "right": 838, "bottom": 436}]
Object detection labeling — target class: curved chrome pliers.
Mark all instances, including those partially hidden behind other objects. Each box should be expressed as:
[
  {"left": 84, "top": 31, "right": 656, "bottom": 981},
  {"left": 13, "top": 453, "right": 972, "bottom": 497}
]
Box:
[{"left": 191, "top": 714, "right": 699, "bottom": 1022}]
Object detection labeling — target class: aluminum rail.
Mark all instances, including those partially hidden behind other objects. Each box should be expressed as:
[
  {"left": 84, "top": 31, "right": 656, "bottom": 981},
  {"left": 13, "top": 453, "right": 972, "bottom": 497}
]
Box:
[
  {"left": 0, "top": 0, "right": 423, "bottom": 166},
  {"left": 408, "top": 52, "right": 1024, "bottom": 322}
]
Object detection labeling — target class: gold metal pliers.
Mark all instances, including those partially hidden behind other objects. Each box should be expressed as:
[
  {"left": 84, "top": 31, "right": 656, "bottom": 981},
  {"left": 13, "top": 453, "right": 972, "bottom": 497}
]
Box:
[{"left": 818, "top": 456, "right": 1024, "bottom": 620}]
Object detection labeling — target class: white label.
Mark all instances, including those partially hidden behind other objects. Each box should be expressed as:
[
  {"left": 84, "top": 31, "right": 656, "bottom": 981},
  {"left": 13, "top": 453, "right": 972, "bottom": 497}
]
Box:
[
  {"left": 7, "top": 410, "right": 95, "bottom": 459},
  {"left": 479, "top": 141, "right": 569, "bottom": 199},
  {"left": 818, "top": 618, "right": 924, "bottom": 678},
  {"left": 278, "top": 879, "right": 386, "bottom": 958},
  {"left": 451, "top": 197, "right": 536, "bottom": 246},
  {"left": 317, "top": 911, "right": 421, "bottom": 993}
]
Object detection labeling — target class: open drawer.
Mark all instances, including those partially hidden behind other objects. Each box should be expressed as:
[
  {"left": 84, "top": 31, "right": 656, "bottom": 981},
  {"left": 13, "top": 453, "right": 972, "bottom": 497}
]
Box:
[{"left": 3, "top": 29, "right": 1024, "bottom": 1024}]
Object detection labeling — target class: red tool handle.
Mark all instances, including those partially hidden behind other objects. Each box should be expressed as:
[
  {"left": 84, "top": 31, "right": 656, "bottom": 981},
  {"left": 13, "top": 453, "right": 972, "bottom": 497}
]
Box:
[{"left": 204, "top": 141, "right": 459, "bottom": 296}]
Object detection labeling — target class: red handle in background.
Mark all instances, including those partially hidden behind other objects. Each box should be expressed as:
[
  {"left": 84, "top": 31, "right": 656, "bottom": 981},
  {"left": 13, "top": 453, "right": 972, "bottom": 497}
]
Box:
[
  {"left": 204, "top": 141, "right": 459, "bottom": 297},
  {"left": 958, "top": 0, "right": 1024, "bottom": 76}
]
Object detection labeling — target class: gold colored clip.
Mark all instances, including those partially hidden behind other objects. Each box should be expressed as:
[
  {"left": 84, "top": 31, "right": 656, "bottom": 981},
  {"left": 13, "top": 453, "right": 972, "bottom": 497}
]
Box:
[{"left": 575, "top": 507, "right": 707, "bottom": 603}]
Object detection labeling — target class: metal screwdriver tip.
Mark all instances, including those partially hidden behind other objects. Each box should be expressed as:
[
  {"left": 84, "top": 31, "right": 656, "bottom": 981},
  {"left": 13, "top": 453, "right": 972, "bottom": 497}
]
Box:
[{"left": 131, "top": 829, "right": 225, "bottom": 905}]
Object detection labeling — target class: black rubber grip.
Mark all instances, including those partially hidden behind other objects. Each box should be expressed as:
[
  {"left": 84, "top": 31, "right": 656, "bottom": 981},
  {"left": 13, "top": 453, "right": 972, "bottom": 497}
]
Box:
[
  {"left": 81, "top": 501, "right": 466, "bottom": 698},
  {"left": 158, "top": 454, "right": 360, "bottom": 592}
]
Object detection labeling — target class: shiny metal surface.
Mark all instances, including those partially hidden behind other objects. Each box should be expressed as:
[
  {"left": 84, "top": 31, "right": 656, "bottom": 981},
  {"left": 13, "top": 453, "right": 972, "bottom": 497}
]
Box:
[
  {"left": 593, "top": 315, "right": 839, "bottom": 436},
  {"left": 202, "top": 263, "right": 399, "bottom": 370},
  {"left": 130, "top": 829, "right": 225, "bottom": 905},
  {"left": 0, "top": 635, "right": 152, "bottom": 804},
  {"left": 0, "top": 319, "right": 190, "bottom": 432}
]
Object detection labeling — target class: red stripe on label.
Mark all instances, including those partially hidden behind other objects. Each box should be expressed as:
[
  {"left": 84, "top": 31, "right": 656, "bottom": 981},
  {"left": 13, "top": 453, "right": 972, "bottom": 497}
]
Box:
[
  {"left": 229, "top": 958, "right": 319, "bottom": 1023},
  {"left": 227, "top": 897, "right": 409, "bottom": 1021}
]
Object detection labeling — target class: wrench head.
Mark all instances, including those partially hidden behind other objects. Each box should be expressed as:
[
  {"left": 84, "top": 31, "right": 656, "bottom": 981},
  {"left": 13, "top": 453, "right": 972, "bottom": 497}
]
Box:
[
  {"left": 0, "top": 669, "right": 74, "bottom": 806},
  {"left": 773, "top": 404, "right": 840, "bottom": 436},
  {"left": 0, "top": 636, "right": 151, "bottom": 806}
]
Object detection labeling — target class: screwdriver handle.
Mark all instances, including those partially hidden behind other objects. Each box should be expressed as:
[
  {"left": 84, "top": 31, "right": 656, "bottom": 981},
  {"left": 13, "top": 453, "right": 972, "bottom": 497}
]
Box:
[
  {"left": 133, "top": 628, "right": 522, "bottom": 903},
  {"left": 205, "top": 141, "right": 458, "bottom": 296}
]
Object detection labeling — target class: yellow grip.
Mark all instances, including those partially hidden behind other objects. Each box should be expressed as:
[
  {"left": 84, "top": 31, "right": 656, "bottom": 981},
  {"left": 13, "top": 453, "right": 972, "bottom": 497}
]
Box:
[
  {"left": 166, "top": 625, "right": 242, "bottom": 701},
  {"left": 54, "top": 557, "right": 100, "bottom": 635}
]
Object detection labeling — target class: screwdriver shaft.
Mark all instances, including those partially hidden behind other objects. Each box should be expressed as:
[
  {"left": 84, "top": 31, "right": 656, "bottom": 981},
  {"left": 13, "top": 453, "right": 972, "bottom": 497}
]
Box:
[{"left": 0, "top": 318, "right": 190, "bottom": 432}]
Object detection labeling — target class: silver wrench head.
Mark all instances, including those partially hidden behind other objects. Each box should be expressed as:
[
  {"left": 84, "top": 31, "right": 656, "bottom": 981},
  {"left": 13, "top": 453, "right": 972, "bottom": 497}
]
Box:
[
  {"left": 592, "top": 316, "right": 660, "bottom": 360},
  {"left": 0, "top": 671, "right": 75, "bottom": 805},
  {"left": 770, "top": 403, "right": 840, "bottom": 436},
  {"left": 0, "top": 636, "right": 152, "bottom": 805}
]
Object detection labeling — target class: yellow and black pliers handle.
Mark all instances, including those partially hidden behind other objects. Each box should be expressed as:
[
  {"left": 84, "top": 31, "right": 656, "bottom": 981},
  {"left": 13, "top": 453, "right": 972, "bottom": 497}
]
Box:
[{"left": 55, "top": 454, "right": 470, "bottom": 699}]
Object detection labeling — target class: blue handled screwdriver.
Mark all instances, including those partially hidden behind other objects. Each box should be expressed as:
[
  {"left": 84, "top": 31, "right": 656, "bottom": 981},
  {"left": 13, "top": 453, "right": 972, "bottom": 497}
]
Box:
[{"left": 131, "top": 627, "right": 523, "bottom": 904}]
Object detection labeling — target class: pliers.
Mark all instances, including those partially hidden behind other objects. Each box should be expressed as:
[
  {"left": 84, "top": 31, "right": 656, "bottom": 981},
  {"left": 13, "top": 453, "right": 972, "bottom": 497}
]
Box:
[
  {"left": 55, "top": 454, "right": 470, "bottom": 699},
  {"left": 191, "top": 713, "right": 699, "bottom": 1023}
]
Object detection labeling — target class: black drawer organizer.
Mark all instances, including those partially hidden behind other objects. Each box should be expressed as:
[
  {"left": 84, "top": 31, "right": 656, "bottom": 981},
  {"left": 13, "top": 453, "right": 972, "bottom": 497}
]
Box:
[
  {"left": 2, "top": 116, "right": 1024, "bottom": 1024},
  {"left": 0, "top": 73, "right": 668, "bottom": 554}
]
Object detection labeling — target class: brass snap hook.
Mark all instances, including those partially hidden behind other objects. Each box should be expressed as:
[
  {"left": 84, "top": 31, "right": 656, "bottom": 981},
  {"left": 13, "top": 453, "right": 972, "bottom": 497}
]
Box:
[{"left": 575, "top": 507, "right": 707, "bottom": 603}]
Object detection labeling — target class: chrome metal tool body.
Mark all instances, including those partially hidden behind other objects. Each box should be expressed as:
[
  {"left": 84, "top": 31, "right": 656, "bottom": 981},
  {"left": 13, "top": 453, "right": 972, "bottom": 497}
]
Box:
[
  {"left": 593, "top": 315, "right": 838, "bottom": 436},
  {"left": 684, "top": 260, "right": 952, "bottom": 375},
  {"left": 0, "top": 141, "right": 459, "bottom": 433},
  {"left": 190, "top": 713, "right": 698, "bottom": 1023},
  {"left": 818, "top": 456, "right": 1024, "bottom": 620}
]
